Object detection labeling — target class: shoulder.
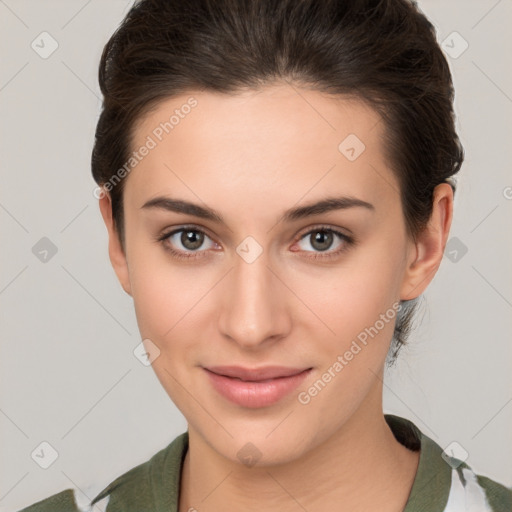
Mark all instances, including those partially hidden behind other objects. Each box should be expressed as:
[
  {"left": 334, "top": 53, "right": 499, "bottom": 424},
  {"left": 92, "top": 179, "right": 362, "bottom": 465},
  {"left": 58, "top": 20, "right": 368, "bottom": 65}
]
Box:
[
  {"left": 16, "top": 489, "right": 87, "bottom": 512},
  {"left": 450, "top": 468, "right": 512, "bottom": 512},
  {"left": 440, "top": 462, "right": 512, "bottom": 511},
  {"left": 15, "top": 433, "right": 188, "bottom": 512},
  {"left": 89, "top": 431, "right": 187, "bottom": 511},
  {"left": 384, "top": 414, "right": 512, "bottom": 512}
]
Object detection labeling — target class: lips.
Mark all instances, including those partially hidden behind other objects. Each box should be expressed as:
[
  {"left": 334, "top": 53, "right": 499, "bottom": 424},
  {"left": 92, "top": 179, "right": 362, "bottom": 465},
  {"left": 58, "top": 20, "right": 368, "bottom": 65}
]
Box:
[
  {"left": 203, "top": 365, "right": 312, "bottom": 408},
  {"left": 205, "top": 365, "right": 310, "bottom": 381}
]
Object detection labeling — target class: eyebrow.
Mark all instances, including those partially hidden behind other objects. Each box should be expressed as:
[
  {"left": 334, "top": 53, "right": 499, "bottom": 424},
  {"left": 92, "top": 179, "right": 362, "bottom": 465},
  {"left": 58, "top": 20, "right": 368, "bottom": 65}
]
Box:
[{"left": 140, "top": 195, "right": 375, "bottom": 224}]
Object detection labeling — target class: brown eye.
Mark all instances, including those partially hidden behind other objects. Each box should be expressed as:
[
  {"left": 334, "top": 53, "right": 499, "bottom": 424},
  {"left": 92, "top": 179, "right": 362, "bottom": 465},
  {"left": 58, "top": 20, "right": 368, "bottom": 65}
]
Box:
[
  {"left": 179, "top": 230, "right": 205, "bottom": 250},
  {"left": 309, "top": 230, "right": 335, "bottom": 252},
  {"left": 295, "top": 226, "right": 355, "bottom": 261},
  {"left": 157, "top": 226, "right": 218, "bottom": 261}
]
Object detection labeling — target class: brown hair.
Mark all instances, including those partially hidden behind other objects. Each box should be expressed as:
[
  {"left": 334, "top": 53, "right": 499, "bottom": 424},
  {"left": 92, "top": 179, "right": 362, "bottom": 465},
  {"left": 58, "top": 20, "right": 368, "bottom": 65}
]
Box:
[{"left": 91, "top": 0, "right": 464, "bottom": 364}]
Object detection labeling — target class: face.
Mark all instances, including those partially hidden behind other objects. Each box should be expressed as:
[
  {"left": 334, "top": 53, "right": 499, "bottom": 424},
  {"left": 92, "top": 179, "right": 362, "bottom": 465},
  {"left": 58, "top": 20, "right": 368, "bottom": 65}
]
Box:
[{"left": 100, "top": 83, "right": 447, "bottom": 466}]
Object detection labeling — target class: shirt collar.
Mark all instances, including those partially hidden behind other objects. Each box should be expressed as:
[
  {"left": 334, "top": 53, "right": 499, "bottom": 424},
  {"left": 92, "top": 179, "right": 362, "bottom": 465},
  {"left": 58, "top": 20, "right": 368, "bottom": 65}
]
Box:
[
  {"left": 92, "top": 414, "right": 453, "bottom": 511},
  {"left": 385, "top": 414, "right": 452, "bottom": 512}
]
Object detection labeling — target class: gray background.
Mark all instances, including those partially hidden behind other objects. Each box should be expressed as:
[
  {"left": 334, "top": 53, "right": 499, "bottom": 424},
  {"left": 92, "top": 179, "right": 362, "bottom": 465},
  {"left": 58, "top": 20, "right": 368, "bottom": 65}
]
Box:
[{"left": 1, "top": 1, "right": 511, "bottom": 510}]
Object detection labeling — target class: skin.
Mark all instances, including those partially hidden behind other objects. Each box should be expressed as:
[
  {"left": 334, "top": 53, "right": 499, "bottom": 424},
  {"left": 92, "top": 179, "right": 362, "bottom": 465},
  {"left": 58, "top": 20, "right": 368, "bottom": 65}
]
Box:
[{"left": 99, "top": 82, "right": 453, "bottom": 511}]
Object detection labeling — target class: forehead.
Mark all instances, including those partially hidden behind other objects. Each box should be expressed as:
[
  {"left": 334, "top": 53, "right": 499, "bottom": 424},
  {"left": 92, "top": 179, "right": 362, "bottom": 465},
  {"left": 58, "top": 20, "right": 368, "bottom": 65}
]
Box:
[{"left": 125, "top": 83, "right": 399, "bottom": 217}]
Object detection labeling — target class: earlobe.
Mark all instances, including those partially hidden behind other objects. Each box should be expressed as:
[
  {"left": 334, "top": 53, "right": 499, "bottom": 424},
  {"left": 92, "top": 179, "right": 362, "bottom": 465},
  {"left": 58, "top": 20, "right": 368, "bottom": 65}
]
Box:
[
  {"left": 400, "top": 183, "right": 453, "bottom": 301},
  {"left": 98, "top": 190, "right": 132, "bottom": 297}
]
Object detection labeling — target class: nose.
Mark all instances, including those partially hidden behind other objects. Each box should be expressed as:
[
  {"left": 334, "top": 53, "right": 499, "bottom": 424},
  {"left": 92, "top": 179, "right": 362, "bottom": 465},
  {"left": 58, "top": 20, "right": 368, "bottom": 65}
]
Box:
[{"left": 217, "top": 248, "right": 292, "bottom": 350}]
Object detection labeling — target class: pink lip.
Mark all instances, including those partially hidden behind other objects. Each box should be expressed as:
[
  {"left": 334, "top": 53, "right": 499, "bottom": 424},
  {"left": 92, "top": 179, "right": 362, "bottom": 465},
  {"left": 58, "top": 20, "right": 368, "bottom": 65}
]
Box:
[{"left": 203, "top": 366, "right": 312, "bottom": 408}]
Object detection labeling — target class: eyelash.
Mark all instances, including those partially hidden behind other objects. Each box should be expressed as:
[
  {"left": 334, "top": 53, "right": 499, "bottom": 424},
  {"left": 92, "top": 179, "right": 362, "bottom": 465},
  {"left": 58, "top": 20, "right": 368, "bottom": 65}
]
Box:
[{"left": 155, "top": 224, "right": 355, "bottom": 262}]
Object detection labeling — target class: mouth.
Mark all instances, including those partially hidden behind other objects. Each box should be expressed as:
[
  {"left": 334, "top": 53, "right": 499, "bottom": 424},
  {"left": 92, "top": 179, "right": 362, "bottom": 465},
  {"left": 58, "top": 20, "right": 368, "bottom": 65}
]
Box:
[{"left": 203, "top": 365, "right": 313, "bottom": 408}]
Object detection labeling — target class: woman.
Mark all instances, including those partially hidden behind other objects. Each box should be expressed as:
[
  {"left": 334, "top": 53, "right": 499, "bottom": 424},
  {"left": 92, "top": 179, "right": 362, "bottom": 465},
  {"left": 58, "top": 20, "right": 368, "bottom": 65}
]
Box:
[{"left": 18, "top": 0, "right": 511, "bottom": 510}]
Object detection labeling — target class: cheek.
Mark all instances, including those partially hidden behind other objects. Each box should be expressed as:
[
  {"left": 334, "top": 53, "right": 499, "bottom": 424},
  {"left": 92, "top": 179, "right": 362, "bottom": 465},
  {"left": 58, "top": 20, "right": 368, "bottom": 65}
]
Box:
[
  {"left": 128, "top": 218, "right": 405, "bottom": 351},
  {"left": 130, "top": 268, "right": 175, "bottom": 340},
  {"left": 129, "top": 262, "right": 203, "bottom": 400},
  {"left": 127, "top": 239, "right": 179, "bottom": 336},
  {"left": 288, "top": 238, "right": 405, "bottom": 380},
  {"left": 295, "top": 247, "right": 403, "bottom": 337},
  {"left": 293, "top": 260, "right": 402, "bottom": 422},
  {"left": 128, "top": 247, "right": 215, "bottom": 348}
]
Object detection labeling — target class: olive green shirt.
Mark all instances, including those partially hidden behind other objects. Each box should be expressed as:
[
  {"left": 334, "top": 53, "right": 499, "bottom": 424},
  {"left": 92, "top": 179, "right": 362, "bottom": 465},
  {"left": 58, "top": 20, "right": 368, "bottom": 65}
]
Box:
[{"left": 17, "top": 414, "right": 512, "bottom": 512}]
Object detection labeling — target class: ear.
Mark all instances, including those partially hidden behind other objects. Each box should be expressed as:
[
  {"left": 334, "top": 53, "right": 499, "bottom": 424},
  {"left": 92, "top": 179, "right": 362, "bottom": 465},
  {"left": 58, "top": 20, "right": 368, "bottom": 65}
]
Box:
[
  {"left": 400, "top": 183, "right": 453, "bottom": 300},
  {"left": 98, "top": 189, "right": 132, "bottom": 296}
]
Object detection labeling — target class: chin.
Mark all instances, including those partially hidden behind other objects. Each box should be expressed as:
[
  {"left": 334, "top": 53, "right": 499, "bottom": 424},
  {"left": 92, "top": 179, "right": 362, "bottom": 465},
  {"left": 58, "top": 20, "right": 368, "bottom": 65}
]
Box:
[{"left": 199, "top": 421, "right": 317, "bottom": 469}]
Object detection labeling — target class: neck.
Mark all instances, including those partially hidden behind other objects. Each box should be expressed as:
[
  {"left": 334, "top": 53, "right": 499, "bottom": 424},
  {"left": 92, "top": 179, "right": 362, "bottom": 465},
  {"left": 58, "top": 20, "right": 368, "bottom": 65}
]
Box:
[{"left": 178, "top": 379, "right": 419, "bottom": 512}]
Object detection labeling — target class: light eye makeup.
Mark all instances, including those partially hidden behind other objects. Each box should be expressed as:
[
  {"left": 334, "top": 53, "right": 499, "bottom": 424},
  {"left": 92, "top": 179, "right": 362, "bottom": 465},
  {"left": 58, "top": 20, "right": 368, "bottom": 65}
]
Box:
[{"left": 154, "top": 224, "right": 356, "bottom": 262}]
